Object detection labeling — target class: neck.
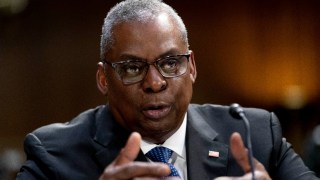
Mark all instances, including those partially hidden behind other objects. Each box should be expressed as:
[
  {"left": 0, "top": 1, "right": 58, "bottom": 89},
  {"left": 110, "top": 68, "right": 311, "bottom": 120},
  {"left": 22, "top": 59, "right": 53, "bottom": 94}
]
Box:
[{"left": 141, "top": 130, "right": 176, "bottom": 144}]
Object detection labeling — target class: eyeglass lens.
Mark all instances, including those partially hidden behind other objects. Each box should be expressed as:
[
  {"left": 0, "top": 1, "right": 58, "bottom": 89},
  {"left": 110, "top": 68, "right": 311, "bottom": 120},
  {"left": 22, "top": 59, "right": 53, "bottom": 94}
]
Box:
[{"left": 111, "top": 55, "right": 189, "bottom": 85}]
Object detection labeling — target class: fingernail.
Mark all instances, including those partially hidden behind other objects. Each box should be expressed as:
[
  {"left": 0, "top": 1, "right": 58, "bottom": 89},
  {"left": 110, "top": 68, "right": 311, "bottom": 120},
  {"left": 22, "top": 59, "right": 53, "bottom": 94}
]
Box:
[{"left": 159, "top": 164, "right": 170, "bottom": 173}]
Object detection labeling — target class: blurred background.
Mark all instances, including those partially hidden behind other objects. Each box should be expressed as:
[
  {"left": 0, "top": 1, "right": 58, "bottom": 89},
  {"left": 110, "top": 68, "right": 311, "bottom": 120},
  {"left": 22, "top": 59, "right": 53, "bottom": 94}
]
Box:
[{"left": 1, "top": 0, "right": 319, "bottom": 178}]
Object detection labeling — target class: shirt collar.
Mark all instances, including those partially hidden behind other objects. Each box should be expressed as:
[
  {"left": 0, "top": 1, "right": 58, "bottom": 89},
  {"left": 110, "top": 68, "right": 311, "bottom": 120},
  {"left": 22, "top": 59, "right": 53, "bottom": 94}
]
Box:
[{"left": 140, "top": 113, "right": 187, "bottom": 158}]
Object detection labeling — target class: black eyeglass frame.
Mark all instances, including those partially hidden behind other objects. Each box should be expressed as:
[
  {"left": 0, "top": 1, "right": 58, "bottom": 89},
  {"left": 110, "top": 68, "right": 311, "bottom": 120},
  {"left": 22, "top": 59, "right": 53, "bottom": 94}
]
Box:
[{"left": 102, "top": 53, "right": 191, "bottom": 85}]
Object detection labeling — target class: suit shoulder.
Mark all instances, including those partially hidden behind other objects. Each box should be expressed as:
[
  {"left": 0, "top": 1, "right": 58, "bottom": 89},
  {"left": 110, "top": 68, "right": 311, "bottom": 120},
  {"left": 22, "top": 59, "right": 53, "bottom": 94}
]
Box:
[
  {"left": 188, "top": 103, "right": 228, "bottom": 115},
  {"left": 189, "top": 103, "right": 270, "bottom": 113},
  {"left": 21, "top": 106, "right": 108, "bottom": 179},
  {"left": 188, "top": 103, "right": 274, "bottom": 125},
  {"left": 29, "top": 105, "right": 106, "bottom": 145}
]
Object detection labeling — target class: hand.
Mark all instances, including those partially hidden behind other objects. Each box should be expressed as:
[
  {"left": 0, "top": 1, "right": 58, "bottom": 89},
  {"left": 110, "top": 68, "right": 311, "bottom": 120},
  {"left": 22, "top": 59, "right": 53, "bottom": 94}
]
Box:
[
  {"left": 99, "top": 132, "right": 180, "bottom": 180},
  {"left": 214, "top": 132, "right": 271, "bottom": 180}
]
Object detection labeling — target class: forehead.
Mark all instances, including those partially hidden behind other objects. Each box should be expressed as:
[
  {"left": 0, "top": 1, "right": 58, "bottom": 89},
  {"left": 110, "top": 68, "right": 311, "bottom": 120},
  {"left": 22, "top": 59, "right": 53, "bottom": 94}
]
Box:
[{"left": 108, "top": 13, "right": 187, "bottom": 60}]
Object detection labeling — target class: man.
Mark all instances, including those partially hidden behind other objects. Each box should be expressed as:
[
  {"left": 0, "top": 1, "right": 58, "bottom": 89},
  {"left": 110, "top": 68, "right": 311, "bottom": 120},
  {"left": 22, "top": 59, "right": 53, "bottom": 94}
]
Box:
[
  {"left": 17, "top": 0, "right": 318, "bottom": 179},
  {"left": 304, "top": 125, "right": 320, "bottom": 177}
]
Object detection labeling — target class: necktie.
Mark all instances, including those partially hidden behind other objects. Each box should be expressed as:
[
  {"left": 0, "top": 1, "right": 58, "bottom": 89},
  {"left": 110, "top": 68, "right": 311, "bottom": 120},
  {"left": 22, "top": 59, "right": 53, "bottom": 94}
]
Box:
[{"left": 145, "top": 146, "right": 180, "bottom": 177}]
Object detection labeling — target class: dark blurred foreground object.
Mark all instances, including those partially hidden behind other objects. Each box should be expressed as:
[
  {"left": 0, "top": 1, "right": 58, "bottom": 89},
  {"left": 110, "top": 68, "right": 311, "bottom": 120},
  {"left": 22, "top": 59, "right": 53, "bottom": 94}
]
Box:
[
  {"left": 0, "top": 148, "right": 24, "bottom": 180},
  {"left": 304, "top": 125, "right": 320, "bottom": 177},
  {"left": 0, "top": 0, "right": 29, "bottom": 16}
]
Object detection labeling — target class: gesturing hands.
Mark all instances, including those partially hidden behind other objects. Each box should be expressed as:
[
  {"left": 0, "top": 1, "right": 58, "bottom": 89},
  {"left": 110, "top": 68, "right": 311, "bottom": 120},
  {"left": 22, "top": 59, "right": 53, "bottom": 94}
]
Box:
[
  {"left": 99, "top": 132, "right": 181, "bottom": 180},
  {"left": 99, "top": 131, "right": 270, "bottom": 180},
  {"left": 214, "top": 132, "right": 271, "bottom": 180}
]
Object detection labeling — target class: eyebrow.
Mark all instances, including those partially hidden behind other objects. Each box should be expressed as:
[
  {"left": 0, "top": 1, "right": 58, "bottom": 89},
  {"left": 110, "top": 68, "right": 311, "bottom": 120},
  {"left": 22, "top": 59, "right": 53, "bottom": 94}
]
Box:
[{"left": 117, "top": 49, "right": 184, "bottom": 62}]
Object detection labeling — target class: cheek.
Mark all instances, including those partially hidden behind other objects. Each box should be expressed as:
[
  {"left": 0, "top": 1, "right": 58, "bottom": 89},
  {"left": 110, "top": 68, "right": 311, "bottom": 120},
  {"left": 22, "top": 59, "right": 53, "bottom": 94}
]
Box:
[
  {"left": 171, "top": 76, "right": 193, "bottom": 109},
  {"left": 106, "top": 74, "right": 142, "bottom": 112},
  {"left": 108, "top": 84, "right": 138, "bottom": 105},
  {"left": 106, "top": 71, "right": 132, "bottom": 100},
  {"left": 107, "top": 83, "right": 141, "bottom": 129}
]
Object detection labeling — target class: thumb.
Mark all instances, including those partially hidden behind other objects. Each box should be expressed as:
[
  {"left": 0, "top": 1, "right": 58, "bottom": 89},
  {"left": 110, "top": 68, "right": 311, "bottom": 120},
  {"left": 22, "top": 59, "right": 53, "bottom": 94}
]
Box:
[
  {"left": 114, "top": 132, "right": 142, "bottom": 165},
  {"left": 230, "top": 132, "right": 251, "bottom": 173}
]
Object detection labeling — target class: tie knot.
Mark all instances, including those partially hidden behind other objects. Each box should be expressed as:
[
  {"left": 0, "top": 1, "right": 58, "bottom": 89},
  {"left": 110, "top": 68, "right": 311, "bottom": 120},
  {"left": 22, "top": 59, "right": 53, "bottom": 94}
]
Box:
[{"left": 145, "top": 146, "right": 173, "bottom": 163}]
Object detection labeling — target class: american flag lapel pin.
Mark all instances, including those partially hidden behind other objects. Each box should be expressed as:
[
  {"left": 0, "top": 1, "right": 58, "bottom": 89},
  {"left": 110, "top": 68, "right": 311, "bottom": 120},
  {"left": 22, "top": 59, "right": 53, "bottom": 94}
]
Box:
[{"left": 208, "top": 150, "right": 220, "bottom": 158}]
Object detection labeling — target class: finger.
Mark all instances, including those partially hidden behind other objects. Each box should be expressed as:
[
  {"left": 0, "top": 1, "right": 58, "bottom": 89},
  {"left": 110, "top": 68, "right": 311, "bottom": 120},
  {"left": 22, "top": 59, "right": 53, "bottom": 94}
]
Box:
[
  {"left": 115, "top": 132, "right": 142, "bottom": 165},
  {"left": 119, "top": 162, "right": 170, "bottom": 178},
  {"left": 254, "top": 159, "right": 267, "bottom": 171},
  {"left": 214, "top": 170, "right": 272, "bottom": 180},
  {"left": 230, "top": 132, "right": 251, "bottom": 173},
  {"left": 134, "top": 177, "right": 181, "bottom": 180},
  {"left": 214, "top": 172, "right": 252, "bottom": 180},
  {"left": 104, "top": 162, "right": 171, "bottom": 179},
  {"left": 228, "top": 133, "right": 272, "bottom": 180}
]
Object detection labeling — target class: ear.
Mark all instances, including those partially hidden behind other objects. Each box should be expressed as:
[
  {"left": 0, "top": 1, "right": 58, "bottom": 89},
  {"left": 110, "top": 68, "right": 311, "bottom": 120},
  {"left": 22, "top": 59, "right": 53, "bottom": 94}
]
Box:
[
  {"left": 96, "top": 62, "right": 108, "bottom": 96},
  {"left": 188, "top": 50, "right": 197, "bottom": 83}
]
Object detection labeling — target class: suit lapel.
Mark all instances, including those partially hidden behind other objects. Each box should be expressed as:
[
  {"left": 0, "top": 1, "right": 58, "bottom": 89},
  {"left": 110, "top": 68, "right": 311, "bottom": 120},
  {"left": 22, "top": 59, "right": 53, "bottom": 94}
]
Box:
[
  {"left": 186, "top": 106, "right": 229, "bottom": 180},
  {"left": 92, "top": 105, "right": 147, "bottom": 170},
  {"left": 92, "top": 105, "right": 127, "bottom": 168}
]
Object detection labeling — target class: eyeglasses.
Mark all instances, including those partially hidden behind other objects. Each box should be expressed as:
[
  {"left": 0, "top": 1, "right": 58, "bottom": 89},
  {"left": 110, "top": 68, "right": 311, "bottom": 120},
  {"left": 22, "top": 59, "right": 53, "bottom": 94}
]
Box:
[{"left": 103, "top": 54, "right": 190, "bottom": 85}]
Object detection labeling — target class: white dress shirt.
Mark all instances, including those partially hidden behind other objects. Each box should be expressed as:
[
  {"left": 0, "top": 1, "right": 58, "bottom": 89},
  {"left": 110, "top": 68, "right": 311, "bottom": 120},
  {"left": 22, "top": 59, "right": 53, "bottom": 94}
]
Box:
[{"left": 141, "top": 114, "right": 187, "bottom": 180}]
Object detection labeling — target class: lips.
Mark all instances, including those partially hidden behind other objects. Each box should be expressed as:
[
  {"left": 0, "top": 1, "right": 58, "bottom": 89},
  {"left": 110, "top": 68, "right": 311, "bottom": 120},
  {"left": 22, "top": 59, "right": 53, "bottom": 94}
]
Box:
[{"left": 142, "top": 104, "right": 171, "bottom": 119}]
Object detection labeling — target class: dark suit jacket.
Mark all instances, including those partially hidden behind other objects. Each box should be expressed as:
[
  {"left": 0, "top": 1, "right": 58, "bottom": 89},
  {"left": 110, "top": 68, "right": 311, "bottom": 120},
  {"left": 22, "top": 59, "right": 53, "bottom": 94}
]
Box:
[{"left": 17, "top": 104, "right": 318, "bottom": 179}]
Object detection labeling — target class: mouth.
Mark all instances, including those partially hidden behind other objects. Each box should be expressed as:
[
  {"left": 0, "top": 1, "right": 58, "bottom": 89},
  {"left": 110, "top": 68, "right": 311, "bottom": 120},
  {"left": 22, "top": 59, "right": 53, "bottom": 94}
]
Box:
[{"left": 141, "top": 104, "right": 171, "bottom": 120}]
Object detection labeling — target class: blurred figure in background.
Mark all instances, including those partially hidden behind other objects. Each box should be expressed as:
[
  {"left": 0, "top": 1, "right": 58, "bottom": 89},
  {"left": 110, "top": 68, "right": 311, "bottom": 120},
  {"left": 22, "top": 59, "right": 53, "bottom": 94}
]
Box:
[
  {"left": 304, "top": 125, "right": 320, "bottom": 177},
  {"left": 0, "top": 148, "right": 24, "bottom": 180}
]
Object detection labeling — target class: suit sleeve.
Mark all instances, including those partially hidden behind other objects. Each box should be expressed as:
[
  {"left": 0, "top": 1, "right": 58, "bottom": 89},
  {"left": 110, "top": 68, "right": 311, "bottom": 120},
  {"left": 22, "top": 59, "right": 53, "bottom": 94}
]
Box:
[
  {"left": 16, "top": 133, "right": 58, "bottom": 179},
  {"left": 269, "top": 112, "right": 319, "bottom": 180}
]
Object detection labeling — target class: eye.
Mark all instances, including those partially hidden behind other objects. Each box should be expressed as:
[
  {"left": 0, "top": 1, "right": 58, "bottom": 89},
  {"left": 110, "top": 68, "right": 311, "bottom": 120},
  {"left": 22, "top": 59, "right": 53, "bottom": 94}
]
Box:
[
  {"left": 160, "top": 57, "right": 179, "bottom": 71},
  {"left": 158, "top": 57, "right": 181, "bottom": 75},
  {"left": 120, "top": 61, "right": 145, "bottom": 76},
  {"left": 125, "top": 64, "right": 140, "bottom": 73}
]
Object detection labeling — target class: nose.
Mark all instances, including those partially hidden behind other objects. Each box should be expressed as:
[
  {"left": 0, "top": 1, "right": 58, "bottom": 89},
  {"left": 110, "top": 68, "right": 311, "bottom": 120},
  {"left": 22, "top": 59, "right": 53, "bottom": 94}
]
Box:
[{"left": 142, "top": 65, "right": 167, "bottom": 93}]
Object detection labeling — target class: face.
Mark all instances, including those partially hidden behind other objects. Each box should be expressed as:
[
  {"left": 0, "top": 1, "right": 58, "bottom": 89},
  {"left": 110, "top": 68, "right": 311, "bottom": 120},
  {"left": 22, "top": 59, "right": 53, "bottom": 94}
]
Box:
[{"left": 97, "top": 13, "right": 197, "bottom": 144}]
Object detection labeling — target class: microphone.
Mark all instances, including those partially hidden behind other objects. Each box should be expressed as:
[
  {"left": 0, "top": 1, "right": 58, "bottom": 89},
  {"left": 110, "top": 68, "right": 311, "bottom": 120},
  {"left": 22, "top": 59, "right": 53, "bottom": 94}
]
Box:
[{"left": 229, "top": 103, "right": 256, "bottom": 180}]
